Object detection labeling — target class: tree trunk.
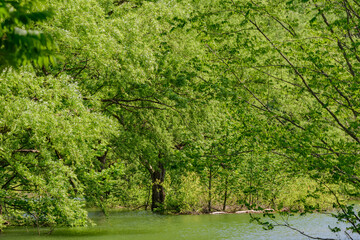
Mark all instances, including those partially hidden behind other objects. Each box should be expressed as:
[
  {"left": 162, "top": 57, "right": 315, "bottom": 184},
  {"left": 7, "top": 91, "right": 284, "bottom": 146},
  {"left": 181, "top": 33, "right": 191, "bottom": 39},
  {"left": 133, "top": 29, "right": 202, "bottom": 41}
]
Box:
[
  {"left": 150, "top": 162, "right": 165, "bottom": 211},
  {"left": 145, "top": 184, "right": 151, "bottom": 211},
  {"left": 223, "top": 175, "right": 228, "bottom": 211},
  {"left": 208, "top": 167, "right": 212, "bottom": 213}
]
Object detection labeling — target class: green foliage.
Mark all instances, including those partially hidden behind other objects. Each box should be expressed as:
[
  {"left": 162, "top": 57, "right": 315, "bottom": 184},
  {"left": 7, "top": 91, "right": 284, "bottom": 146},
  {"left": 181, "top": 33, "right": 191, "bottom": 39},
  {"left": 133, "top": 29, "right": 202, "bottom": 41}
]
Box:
[
  {"left": 0, "top": 214, "right": 5, "bottom": 231},
  {"left": 190, "top": 0, "right": 360, "bottom": 237},
  {"left": 0, "top": 70, "right": 117, "bottom": 228},
  {"left": 0, "top": 0, "right": 359, "bottom": 238},
  {"left": 0, "top": 0, "right": 56, "bottom": 70},
  {"left": 164, "top": 172, "right": 205, "bottom": 213}
]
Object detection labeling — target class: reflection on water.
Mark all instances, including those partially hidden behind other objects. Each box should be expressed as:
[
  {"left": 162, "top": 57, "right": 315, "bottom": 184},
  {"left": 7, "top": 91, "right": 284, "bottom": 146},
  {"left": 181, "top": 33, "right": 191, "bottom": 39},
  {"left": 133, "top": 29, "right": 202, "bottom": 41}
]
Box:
[{"left": 0, "top": 210, "right": 356, "bottom": 240}]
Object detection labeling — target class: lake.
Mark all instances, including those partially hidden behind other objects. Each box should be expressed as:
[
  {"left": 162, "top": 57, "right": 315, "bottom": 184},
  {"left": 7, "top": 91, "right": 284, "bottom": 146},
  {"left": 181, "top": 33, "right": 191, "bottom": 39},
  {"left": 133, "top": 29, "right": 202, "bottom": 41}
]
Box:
[{"left": 0, "top": 210, "right": 355, "bottom": 239}]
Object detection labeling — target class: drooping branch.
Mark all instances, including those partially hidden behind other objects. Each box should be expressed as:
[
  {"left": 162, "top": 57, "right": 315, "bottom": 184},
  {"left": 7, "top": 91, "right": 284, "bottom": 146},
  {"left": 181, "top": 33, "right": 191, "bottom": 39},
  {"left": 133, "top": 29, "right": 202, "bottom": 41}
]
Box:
[
  {"left": 314, "top": 1, "right": 356, "bottom": 77},
  {"left": 246, "top": 15, "right": 360, "bottom": 144},
  {"left": 274, "top": 222, "right": 336, "bottom": 240},
  {"left": 1, "top": 174, "right": 17, "bottom": 190}
]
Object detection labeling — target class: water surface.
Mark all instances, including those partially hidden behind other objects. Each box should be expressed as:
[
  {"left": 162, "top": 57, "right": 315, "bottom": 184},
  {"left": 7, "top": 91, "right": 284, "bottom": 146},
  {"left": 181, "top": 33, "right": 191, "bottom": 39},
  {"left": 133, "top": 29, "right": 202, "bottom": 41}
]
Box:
[{"left": 0, "top": 210, "right": 355, "bottom": 239}]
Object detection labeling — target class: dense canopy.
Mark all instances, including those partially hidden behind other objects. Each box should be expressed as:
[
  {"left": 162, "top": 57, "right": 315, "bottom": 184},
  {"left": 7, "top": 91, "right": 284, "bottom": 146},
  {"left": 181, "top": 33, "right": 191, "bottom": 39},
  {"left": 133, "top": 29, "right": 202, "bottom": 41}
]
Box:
[{"left": 0, "top": 0, "right": 359, "bottom": 238}]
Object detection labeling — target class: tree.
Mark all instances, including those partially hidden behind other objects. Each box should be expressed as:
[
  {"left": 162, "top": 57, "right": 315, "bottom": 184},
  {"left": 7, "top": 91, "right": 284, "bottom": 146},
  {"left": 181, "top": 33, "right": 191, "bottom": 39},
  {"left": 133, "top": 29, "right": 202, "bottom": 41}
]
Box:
[
  {"left": 40, "top": 0, "right": 212, "bottom": 212},
  {"left": 0, "top": 0, "right": 56, "bottom": 70},
  {"left": 0, "top": 71, "right": 116, "bottom": 231},
  {"left": 193, "top": 0, "right": 360, "bottom": 237}
]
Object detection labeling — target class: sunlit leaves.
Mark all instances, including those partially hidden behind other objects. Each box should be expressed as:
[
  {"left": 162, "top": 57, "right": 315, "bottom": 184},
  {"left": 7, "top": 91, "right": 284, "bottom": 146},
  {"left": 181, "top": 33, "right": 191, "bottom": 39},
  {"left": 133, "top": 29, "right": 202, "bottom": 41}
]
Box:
[
  {"left": 0, "top": 70, "right": 117, "bottom": 227},
  {"left": 0, "top": 0, "right": 56, "bottom": 70}
]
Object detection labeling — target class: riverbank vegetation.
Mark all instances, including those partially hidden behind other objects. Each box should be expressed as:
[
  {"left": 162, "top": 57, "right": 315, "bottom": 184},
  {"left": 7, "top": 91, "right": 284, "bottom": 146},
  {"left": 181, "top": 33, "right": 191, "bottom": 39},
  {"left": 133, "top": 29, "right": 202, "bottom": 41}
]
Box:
[{"left": 0, "top": 0, "right": 359, "bottom": 238}]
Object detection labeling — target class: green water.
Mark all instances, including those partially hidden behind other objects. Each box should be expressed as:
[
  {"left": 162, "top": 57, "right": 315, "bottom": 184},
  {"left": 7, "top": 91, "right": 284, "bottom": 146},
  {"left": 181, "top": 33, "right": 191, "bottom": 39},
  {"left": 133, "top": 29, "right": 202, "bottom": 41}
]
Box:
[{"left": 0, "top": 210, "right": 353, "bottom": 239}]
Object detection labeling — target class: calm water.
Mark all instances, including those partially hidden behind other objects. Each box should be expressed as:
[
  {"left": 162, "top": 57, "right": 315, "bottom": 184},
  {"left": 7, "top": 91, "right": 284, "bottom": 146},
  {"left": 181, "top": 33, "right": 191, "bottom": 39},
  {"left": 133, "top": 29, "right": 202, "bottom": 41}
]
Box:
[{"left": 0, "top": 210, "right": 356, "bottom": 239}]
